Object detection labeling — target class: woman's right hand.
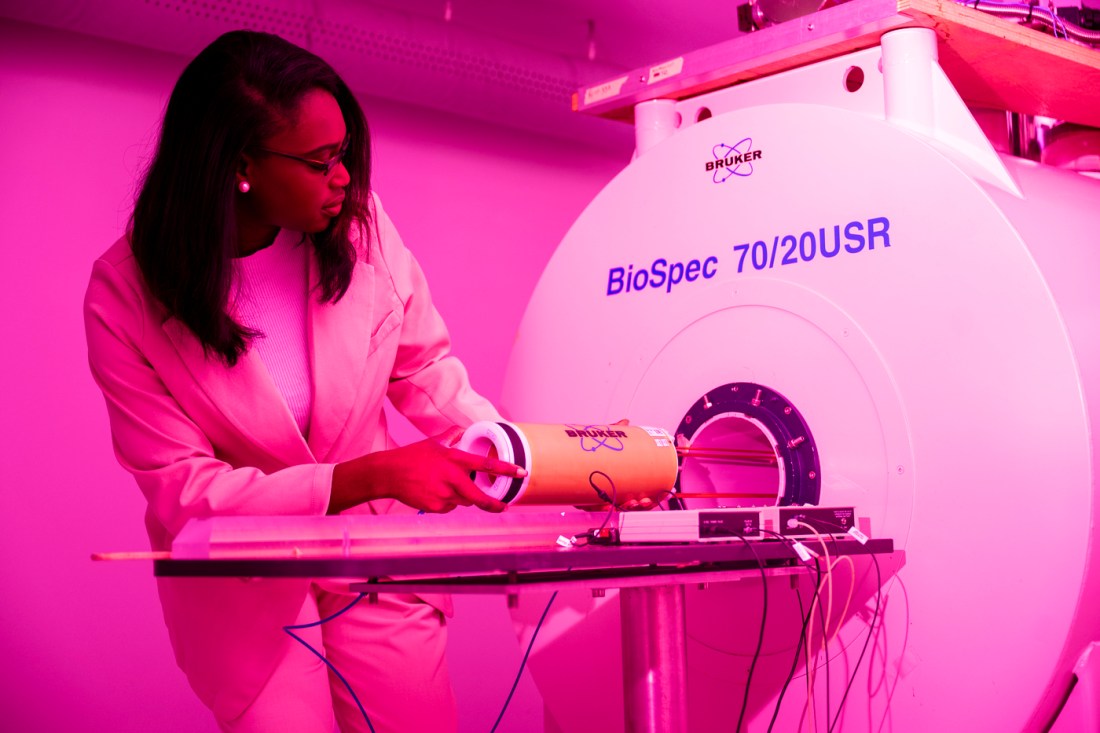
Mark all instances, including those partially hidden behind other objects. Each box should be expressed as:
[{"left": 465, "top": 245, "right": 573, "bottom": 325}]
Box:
[{"left": 329, "top": 427, "right": 524, "bottom": 514}]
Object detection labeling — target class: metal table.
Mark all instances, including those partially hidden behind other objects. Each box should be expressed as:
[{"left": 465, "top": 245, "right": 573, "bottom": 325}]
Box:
[{"left": 156, "top": 537, "right": 893, "bottom": 733}]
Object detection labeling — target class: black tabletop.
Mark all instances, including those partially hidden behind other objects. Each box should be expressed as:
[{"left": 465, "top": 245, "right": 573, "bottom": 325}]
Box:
[{"left": 155, "top": 537, "right": 893, "bottom": 586}]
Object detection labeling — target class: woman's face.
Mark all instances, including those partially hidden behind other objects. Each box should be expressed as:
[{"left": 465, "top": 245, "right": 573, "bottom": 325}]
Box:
[{"left": 236, "top": 88, "right": 351, "bottom": 252}]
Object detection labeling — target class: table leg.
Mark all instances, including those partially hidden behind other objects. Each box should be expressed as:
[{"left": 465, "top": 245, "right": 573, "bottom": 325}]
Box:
[{"left": 620, "top": 584, "right": 688, "bottom": 733}]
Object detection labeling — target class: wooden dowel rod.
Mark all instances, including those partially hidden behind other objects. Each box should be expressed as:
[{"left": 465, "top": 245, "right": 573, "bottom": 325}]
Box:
[{"left": 91, "top": 551, "right": 172, "bottom": 561}]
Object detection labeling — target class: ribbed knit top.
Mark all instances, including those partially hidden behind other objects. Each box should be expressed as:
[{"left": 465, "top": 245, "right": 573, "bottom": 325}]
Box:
[{"left": 233, "top": 229, "right": 313, "bottom": 437}]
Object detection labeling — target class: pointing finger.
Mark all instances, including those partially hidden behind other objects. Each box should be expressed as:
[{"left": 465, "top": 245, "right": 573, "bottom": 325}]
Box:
[
  {"left": 481, "top": 457, "right": 527, "bottom": 479},
  {"left": 451, "top": 449, "right": 527, "bottom": 478}
]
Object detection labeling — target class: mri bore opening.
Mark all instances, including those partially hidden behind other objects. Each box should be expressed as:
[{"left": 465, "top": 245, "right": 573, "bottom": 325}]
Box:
[
  {"left": 679, "top": 413, "right": 784, "bottom": 508},
  {"left": 674, "top": 382, "right": 821, "bottom": 508}
]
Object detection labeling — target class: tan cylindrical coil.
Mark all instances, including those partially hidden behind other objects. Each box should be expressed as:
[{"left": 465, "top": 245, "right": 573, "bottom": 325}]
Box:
[{"left": 456, "top": 421, "right": 678, "bottom": 507}]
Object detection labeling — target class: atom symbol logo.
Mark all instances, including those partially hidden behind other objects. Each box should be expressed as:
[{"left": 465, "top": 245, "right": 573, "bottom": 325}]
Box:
[
  {"left": 566, "top": 425, "right": 626, "bottom": 453},
  {"left": 712, "top": 138, "right": 755, "bottom": 183}
]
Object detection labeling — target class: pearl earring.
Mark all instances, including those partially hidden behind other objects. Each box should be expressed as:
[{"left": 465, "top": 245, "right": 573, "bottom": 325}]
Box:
[{"left": 238, "top": 180, "right": 250, "bottom": 193}]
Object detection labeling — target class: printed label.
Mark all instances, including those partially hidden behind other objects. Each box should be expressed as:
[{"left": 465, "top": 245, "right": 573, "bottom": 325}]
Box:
[
  {"left": 731, "top": 218, "right": 891, "bottom": 273},
  {"left": 649, "top": 57, "right": 684, "bottom": 84},
  {"left": 565, "top": 424, "right": 626, "bottom": 453},
  {"left": 583, "top": 76, "right": 629, "bottom": 106},
  {"left": 607, "top": 256, "right": 719, "bottom": 296},
  {"left": 603, "top": 216, "right": 893, "bottom": 298}
]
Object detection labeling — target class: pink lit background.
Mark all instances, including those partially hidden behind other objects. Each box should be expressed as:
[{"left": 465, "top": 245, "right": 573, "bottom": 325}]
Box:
[
  {"left": 0, "top": 2, "right": 740, "bottom": 731},
  {"left": 7, "top": 2, "right": 1100, "bottom": 732}
]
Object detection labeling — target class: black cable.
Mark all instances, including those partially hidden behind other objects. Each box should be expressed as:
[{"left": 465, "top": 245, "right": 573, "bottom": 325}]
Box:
[
  {"left": 637, "top": 526, "right": 806, "bottom": 730},
  {"left": 798, "top": 518, "right": 887, "bottom": 733},
  {"left": 804, "top": 557, "right": 821, "bottom": 728},
  {"left": 589, "top": 470, "right": 618, "bottom": 534},
  {"left": 805, "top": 530, "right": 843, "bottom": 733},
  {"left": 732, "top": 534, "right": 769, "bottom": 733},
  {"left": 829, "top": 551, "right": 882, "bottom": 733},
  {"left": 761, "top": 524, "right": 853, "bottom": 732},
  {"left": 818, "top": 528, "right": 846, "bottom": 730},
  {"left": 818, "top": 570, "right": 832, "bottom": 732},
  {"left": 755, "top": 526, "right": 817, "bottom": 733},
  {"left": 767, "top": 553, "right": 823, "bottom": 732},
  {"left": 490, "top": 590, "right": 558, "bottom": 733},
  {"left": 283, "top": 593, "right": 375, "bottom": 733},
  {"left": 874, "top": 573, "right": 911, "bottom": 733}
]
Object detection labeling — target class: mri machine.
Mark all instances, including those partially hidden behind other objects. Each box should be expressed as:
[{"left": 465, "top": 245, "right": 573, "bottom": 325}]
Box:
[
  {"left": 496, "top": 1, "right": 1100, "bottom": 731},
  {"left": 61, "top": 0, "right": 1097, "bottom": 728}
]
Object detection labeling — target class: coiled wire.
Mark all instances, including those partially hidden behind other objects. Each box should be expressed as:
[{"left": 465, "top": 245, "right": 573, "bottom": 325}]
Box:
[{"left": 962, "top": 0, "right": 1100, "bottom": 45}]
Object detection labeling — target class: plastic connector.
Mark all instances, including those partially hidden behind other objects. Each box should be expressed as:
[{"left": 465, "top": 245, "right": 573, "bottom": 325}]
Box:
[
  {"left": 847, "top": 527, "right": 870, "bottom": 545},
  {"left": 586, "top": 527, "right": 620, "bottom": 545},
  {"left": 792, "top": 541, "right": 819, "bottom": 562}
]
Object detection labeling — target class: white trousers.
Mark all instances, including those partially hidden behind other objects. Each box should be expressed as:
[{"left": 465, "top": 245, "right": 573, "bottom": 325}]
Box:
[{"left": 217, "top": 583, "right": 458, "bottom": 733}]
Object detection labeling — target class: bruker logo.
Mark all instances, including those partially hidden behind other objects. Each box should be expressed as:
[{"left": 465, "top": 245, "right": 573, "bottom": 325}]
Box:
[
  {"left": 705, "top": 138, "right": 762, "bottom": 183},
  {"left": 564, "top": 426, "right": 627, "bottom": 453}
]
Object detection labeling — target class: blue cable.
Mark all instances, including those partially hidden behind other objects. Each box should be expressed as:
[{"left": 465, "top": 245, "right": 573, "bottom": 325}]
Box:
[
  {"left": 490, "top": 590, "right": 559, "bottom": 733},
  {"left": 283, "top": 592, "right": 375, "bottom": 733}
]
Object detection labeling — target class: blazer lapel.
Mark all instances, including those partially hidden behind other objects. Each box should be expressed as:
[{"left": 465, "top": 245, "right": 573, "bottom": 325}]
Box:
[
  {"left": 162, "top": 317, "right": 315, "bottom": 467},
  {"left": 307, "top": 253, "right": 376, "bottom": 462}
]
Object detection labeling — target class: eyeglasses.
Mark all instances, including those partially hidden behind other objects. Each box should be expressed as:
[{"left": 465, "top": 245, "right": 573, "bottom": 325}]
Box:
[{"left": 255, "top": 137, "right": 350, "bottom": 176}]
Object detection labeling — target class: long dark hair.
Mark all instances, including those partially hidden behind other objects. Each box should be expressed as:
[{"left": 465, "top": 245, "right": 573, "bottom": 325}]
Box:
[{"left": 131, "top": 31, "right": 370, "bottom": 365}]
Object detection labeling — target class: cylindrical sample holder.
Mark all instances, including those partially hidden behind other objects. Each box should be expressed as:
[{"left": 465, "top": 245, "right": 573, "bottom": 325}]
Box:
[{"left": 456, "top": 421, "right": 679, "bottom": 507}]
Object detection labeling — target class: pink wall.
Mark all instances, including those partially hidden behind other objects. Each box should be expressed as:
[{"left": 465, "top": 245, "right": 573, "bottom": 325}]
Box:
[{"left": 0, "top": 19, "right": 630, "bottom": 732}]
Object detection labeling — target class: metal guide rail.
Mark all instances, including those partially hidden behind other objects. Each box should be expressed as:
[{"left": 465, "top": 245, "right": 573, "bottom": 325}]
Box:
[{"left": 153, "top": 536, "right": 893, "bottom": 587}]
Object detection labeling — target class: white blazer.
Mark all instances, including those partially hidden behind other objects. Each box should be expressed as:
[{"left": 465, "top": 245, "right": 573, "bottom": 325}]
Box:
[{"left": 84, "top": 194, "right": 498, "bottom": 720}]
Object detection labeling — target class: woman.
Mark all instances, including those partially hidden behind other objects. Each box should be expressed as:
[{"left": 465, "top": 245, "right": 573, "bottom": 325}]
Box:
[{"left": 84, "top": 30, "right": 523, "bottom": 732}]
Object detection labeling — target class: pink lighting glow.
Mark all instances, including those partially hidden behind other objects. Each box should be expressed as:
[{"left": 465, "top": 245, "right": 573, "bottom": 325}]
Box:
[
  {"left": 0, "top": 11, "right": 629, "bottom": 731},
  {"left": 3, "top": 1, "right": 1099, "bottom": 732}
]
